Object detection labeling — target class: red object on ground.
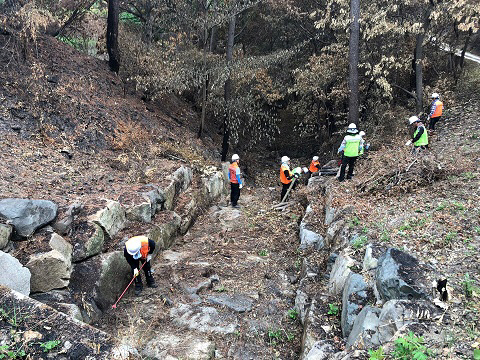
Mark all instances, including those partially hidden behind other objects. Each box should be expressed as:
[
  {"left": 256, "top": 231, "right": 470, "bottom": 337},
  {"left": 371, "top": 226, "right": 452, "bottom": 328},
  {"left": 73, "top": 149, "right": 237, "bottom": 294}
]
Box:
[{"left": 111, "top": 260, "right": 147, "bottom": 309}]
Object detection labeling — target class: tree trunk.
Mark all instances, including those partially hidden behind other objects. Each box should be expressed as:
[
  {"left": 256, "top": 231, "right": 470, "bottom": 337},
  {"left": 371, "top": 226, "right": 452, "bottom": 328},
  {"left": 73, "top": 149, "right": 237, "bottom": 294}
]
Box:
[
  {"left": 415, "top": 33, "right": 424, "bottom": 113},
  {"left": 107, "top": 0, "right": 120, "bottom": 73},
  {"left": 197, "top": 4, "right": 209, "bottom": 138},
  {"left": 460, "top": 27, "right": 473, "bottom": 70},
  {"left": 348, "top": 0, "right": 360, "bottom": 125},
  {"left": 221, "top": 12, "right": 236, "bottom": 161}
]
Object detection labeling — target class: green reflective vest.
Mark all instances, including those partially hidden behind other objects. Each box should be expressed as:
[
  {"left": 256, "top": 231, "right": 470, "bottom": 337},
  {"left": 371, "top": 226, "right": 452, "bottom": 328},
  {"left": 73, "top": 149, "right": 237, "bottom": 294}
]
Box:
[
  {"left": 414, "top": 126, "right": 428, "bottom": 147},
  {"left": 344, "top": 135, "right": 361, "bottom": 157}
]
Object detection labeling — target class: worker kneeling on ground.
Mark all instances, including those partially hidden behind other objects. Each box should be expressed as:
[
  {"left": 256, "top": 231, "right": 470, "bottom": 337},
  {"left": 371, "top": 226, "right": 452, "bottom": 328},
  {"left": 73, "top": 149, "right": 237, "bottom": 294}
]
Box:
[
  {"left": 280, "top": 156, "right": 298, "bottom": 201},
  {"left": 124, "top": 235, "right": 157, "bottom": 296},
  {"left": 405, "top": 115, "right": 428, "bottom": 152},
  {"left": 337, "top": 123, "right": 362, "bottom": 182},
  {"left": 228, "top": 153, "right": 242, "bottom": 208}
]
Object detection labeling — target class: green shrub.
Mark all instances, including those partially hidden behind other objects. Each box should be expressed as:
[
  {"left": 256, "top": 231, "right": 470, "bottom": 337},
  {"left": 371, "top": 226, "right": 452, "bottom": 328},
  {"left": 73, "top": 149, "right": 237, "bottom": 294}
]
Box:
[
  {"left": 327, "top": 303, "right": 339, "bottom": 316},
  {"left": 368, "top": 346, "right": 385, "bottom": 360},
  {"left": 393, "top": 331, "right": 431, "bottom": 359}
]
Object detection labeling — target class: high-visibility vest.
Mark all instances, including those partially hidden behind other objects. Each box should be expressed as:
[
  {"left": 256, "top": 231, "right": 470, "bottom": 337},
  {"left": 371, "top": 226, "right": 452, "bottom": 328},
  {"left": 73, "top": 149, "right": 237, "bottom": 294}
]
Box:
[
  {"left": 280, "top": 164, "right": 292, "bottom": 184},
  {"left": 229, "top": 162, "right": 239, "bottom": 184},
  {"left": 414, "top": 126, "right": 428, "bottom": 147},
  {"left": 309, "top": 160, "right": 320, "bottom": 173},
  {"left": 431, "top": 100, "right": 443, "bottom": 118},
  {"left": 344, "top": 135, "right": 361, "bottom": 157},
  {"left": 139, "top": 237, "right": 149, "bottom": 259}
]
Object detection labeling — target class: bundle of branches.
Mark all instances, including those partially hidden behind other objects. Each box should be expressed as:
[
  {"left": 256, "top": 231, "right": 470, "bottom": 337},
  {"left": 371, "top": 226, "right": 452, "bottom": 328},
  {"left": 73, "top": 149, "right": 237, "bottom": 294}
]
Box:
[{"left": 356, "top": 146, "right": 456, "bottom": 195}]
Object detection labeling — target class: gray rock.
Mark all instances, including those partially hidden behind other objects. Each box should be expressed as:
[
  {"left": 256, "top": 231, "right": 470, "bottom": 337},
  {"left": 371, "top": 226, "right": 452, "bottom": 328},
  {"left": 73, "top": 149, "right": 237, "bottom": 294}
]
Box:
[
  {"left": 304, "top": 340, "right": 335, "bottom": 360},
  {"left": 0, "top": 198, "right": 58, "bottom": 237},
  {"left": 299, "top": 221, "right": 325, "bottom": 250},
  {"left": 148, "top": 212, "right": 181, "bottom": 252},
  {"left": 346, "top": 306, "right": 381, "bottom": 348},
  {"left": 26, "top": 249, "right": 72, "bottom": 293},
  {"left": 328, "top": 253, "right": 354, "bottom": 296},
  {"left": 70, "top": 251, "right": 131, "bottom": 319},
  {"left": 363, "top": 244, "right": 378, "bottom": 271},
  {"left": 142, "top": 334, "right": 215, "bottom": 360},
  {"left": 202, "top": 172, "right": 225, "bottom": 199},
  {"left": 376, "top": 248, "right": 430, "bottom": 302},
  {"left": 56, "top": 303, "right": 84, "bottom": 322},
  {"left": 170, "top": 304, "right": 237, "bottom": 334},
  {"left": 143, "top": 186, "right": 166, "bottom": 215},
  {"left": 52, "top": 202, "right": 82, "bottom": 236},
  {"left": 72, "top": 222, "right": 105, "bottom": 262},
  {"left": 0, "top": 251, "right": 31, "bottom": 295},
  {"left": 89, "top": 200, "right": 126, "bottom": 238},
  {"left": 112, "top": 343, "right": 140, "bottom": 360},
  {"left": 125, "top": 200, "right": 152, "bottom": 223},
  {"left": 341, "top": 273, "right": 370, "bottom": 338},
  {"left": 49, "top": 233, "right": 72, "bottom": 262},
  {"left": 376, "top": 300, "right": 439, "bottom": 343},
  {"left": 207, "top": 294, "right": 253, "bottom": 313},
  {"left": 0, "top": 224, "right": 12, "bottom": 249},
  {"left": 295, "top": 290, "right": 310, "bottom": 325}
]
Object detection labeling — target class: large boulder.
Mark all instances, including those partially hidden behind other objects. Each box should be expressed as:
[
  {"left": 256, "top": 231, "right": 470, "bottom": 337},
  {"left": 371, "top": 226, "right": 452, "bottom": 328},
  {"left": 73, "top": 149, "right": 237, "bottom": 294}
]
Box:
[
  {"left": 299, "top": 206, "right": 325, "bottom": 250},
  {"left": 72, "top": 221, "right": 105, "bottom": 262},
  {"left": 142, "top": 334, "right": 215, "bottom": 360},
  {"left": 341, "top": 273, "right": 371, "bottom": 338},
  {"left": 89, "top": 200, "right": 126, "bottom": 239},
  {"left": 346, "top": 306, "right": 381, "bottom": 348},
  {"left": 328, "top": 253, "right": 354, "bottom": 296},
  {"left": 304, "top": 340, "right": 336, "bottom": 360},
  {"left": 26, "top": 233, "right": 73, "bottom": 293},
  {"left": 0, "top": 224, "right": 12, "bottom": 249},
  {"left": 70, "top": 251, "right": 131, "bottom": 321},
  {"left": 0, "top": 251, "right": 31, "bottom": 295},
  {"left": 163, "top": 166, "right": 194, "bottom": 210},
  {"left": 148, "top": 211, "right": 181, "bottom": 252},
  {"left": 376, "top": 248, "right": 431, "bottom": 302},
  {"left": 52, "top": 202, "right": 82, "bottom": 236},
  {"left": 0, "top": 198, "right": 57, "bottom": 237}
]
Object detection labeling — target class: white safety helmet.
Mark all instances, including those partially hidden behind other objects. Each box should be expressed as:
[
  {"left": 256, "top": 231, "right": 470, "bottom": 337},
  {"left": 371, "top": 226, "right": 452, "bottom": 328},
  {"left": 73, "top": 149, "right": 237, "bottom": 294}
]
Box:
[
  {"left": 431, "top": 93, "right": 439, "bottom": 99},
  {"left": 359, "top": 131, "right": 365, "bottom": 137},
  {"left": 408, "top": 115, "right": 420, "bottom": 125},
  {"left": 347, "top": 123, "right": 358, "bottom": 133},
  {"left": 125, "top": 236, "right": 143, "bottom": 256},
  {"left": 312, "top": 156, "right": 319, "bottom": 161},
  {"left": 281, "top": 156, "right": 290, "bottom": 163},
  {"left": 231, "top": 154, "right": 239, "bottom": 162}
]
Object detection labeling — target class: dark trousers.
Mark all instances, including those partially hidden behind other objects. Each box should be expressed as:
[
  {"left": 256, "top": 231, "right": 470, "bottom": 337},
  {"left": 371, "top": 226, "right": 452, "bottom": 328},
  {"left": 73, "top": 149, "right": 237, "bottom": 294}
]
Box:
[
  {"left": 280, "top": 181, "right": 296, "bottom": 201},
  {"left": 339, "top": 156, "right": 357, "bottom": 181},
  {"left": 230, "top": 183, "right": 240, "bottom": 206},
  {"left": 429, "top": 116, "right": 441, "bottom": 130}
]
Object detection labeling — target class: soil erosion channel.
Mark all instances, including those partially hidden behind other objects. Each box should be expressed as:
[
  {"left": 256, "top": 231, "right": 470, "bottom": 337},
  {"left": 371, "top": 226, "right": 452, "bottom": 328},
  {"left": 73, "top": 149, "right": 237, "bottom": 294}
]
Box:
[{"left": 98, "top": 188, "right": 307, "bottom": 359}]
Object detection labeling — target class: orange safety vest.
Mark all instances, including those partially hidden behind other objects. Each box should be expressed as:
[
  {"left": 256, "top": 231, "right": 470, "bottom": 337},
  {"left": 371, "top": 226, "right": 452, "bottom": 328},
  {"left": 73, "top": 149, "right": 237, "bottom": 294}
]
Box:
[
  {"left": 139, "top": 238, "right": 149, "bottom": 259},
  {"left": 309, "top": 160, "right": 320, "bottom": 173},
  {"left": 229, "top": 162, "right": 239, "bottom": 184},
  {"left": 280, "top": 164, "right": 292, "bottom": 184},
  {"left": 432, "top": 100, "right": 443, "bottom": 118}
]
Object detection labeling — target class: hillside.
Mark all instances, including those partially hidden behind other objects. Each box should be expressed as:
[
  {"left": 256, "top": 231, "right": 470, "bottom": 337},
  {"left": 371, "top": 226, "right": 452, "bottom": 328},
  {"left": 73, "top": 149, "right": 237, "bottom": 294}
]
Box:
[{"left": 0, "top": 24, "right": 479, "bottom": 360}]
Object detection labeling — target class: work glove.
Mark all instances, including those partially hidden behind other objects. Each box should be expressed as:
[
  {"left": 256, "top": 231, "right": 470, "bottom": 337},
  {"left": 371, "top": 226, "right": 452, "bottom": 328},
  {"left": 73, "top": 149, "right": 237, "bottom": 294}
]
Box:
[
  {"left": 239, "top": 184, "right": 243, "bottom": 189},
  {"left": 134, "top": 268, "right": 139, "bottom": 277},
  {"left": 405, "top": 140, "right": 412, "bottom": 146},
  {"left": 294, "top": 173, "right": 299, "bottom": 179},
  {"left": 147, "top": 255, "right": 152, "bottom": 262}
]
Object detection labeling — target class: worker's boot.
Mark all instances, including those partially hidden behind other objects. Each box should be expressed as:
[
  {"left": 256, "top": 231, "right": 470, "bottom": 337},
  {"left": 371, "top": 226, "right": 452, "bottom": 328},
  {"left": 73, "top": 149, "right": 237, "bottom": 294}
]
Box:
[
  {"left": 134, "top": 276, "right": 143, "bottom": 296},
  {"left": 146, "top": 270, "right": 158, "bottom": 288}
]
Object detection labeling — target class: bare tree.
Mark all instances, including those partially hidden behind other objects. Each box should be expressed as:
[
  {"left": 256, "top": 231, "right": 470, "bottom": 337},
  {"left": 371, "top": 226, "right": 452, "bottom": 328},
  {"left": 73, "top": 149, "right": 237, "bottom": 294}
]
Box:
[
  {"left": 348, "top": 0, "right": 360, "bottom": 125},
  {"left": 107, "top": 0, "right": 120, "bottom": 73}
]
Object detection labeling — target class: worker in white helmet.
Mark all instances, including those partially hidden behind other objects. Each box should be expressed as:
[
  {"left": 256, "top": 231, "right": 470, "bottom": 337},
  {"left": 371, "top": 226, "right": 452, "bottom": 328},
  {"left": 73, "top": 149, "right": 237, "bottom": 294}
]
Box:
[
  {"left": 427, "top": 92, "right": 443, "bottom": 133},
  {"left": 306, "top": 156, "right": 321, "bottom": 184},
  {"left": 228, "top": 154, "right": 242, "bottom": 208},
  {"left": 280, "top": 156, "right": 297, "bottom": 201},
  {"left": 337, "top": 123, "right": 362, "bottom": 182},
  {"left": 124, "top": 236, "right": 157, "bottom": 296},
  {"left": 405, "top": 116, "right": 428, "bottom": 152}
]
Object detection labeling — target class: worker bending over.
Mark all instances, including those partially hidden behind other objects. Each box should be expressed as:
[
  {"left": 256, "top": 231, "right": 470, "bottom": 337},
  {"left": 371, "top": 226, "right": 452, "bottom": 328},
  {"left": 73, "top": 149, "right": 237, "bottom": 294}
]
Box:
[
  {"left": 124, "top": 236, "right": 157, "bottom": 296},
  {"left": 228, "top": 154, "right": 242, "bottom": 208},
  {"left": 280, "top": 156, "right": 298, "bottom": 201},
  {"left": 337, "top": 123, "right": 362, "bottom": 182}
]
